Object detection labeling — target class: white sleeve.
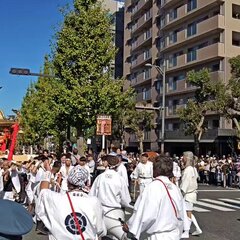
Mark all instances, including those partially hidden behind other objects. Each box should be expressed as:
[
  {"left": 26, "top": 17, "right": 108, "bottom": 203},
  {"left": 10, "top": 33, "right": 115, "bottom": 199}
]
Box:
[
  {"left": 130, "top": 164, "right": 139, "bottom": 179},
  {"left": 0, "top": 171, "right": 3, "bottom": 192},
  {"left": 92, "top": 197, "right": 107, "bottom": 237},
  {"left": 128, "top": 185, "right": 160, "bottom": 239},
  {"left": 120, "top": 177, "right": 132, "bottom": 208},
  {"left": 35, "top": 189, "right": 53, "bottom": 230}
]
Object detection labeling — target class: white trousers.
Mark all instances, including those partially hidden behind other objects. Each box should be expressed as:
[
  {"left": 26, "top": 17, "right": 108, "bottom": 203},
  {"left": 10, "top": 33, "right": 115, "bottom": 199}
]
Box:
[
  {"left": 103, "top": 206, "right": 127, "bottom": 240},
  {"left": 139, "top": 178, "right": 152, "bottom": 194},
  {"left": 146, "top": 228, "right": 180, "bottom": 240}
]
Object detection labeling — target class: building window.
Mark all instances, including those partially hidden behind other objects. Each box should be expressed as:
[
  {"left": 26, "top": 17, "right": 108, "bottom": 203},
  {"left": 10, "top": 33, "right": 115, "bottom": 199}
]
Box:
[
  {"left": 232, "top": 31, "right": 240, "bottom": 47},
  {"left": 169, "top": 55, "right": 177, "bottom": 68},
  {"left": 144, "top": 29, "right": 151, "bottom": 40},
  {"left": 160, "top": 16, "right": 166, "bottom": 28},
  {"left": 212, "top": 120, "right": 219, "bottom": 129},
  {"left": 144, "top": 68, "right": 151, "bottom": 79},
  {"left": 145, "top": 10, "right": 151, "bottom": 21},
  {"left": 187, "top": 47, "right": 197, "bottom": 62},
  {"left": 144, "top": 49, "right": 151, "bottom": 60},
  {"left": 169, "top": 8, "right": 178, "bottom": 21},
  {"left": 212, "top": 63, "right": 220, "bottom": 72},
  {"left": 143, "top": 88, "right": 151, "bottom": 100},
  {"left": 187, "top": 0, "right": 197, "bottom": 12},
  {"left": 232, "top": 4, "right": 240, "bottom": 19},
  {"left": 169, "top": 31, "right": 178, "bottom": 44},
  {"left": 187, "top": 22, "right": 197, "bottom": 37},
  {"left": 168, "top": 77, "right": 177, "bottom": 91}
]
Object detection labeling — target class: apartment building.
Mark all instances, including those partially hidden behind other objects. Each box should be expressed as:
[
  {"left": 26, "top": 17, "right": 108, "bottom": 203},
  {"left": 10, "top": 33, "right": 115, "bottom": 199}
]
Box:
[
  {"left": 123, "top": 0, "right": 240, "bottom": 155},
  {"left": 102, "top": 0, "right": 125, "bottom": 78}
]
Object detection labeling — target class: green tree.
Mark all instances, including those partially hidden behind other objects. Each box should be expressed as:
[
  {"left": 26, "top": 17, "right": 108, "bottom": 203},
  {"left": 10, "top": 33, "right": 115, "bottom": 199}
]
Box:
[
  {"left": 215, "top": 56, "right": 240, "bottom": 137},
  {"left": 20, "top": 56, "right": 66, "bottom": 149},
  {"left": 125, "top": 109, "right": 153, "bottom": 154},
  {"left": 52, "top": 0, "right": 120, "bottom": 135},
  {"left": 178, "top": 69, "right": 221, "bottom": 156}
]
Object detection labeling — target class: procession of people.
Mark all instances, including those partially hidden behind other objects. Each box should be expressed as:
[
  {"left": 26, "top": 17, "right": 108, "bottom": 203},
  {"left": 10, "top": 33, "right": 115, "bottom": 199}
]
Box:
[{"left": 2, "top": 145, "right": 238, "bottom": 239}]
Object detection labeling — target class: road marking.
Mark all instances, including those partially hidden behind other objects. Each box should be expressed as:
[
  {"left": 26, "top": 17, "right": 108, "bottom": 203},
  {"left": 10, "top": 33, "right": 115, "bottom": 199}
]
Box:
[
  {"left": 219, "top": 199, "right": 240, "bottom": 205},
  {"left": 201, "top": 199, "right": 240, "bottom": 209},
  {"left": 198, "top": 190, "right": 240, "bottom": 192},
  {"left": 195, "top": 201, "right": 235, "bottom": 211},
  {"left": 193, "top": 206, "right": 210, "bottom": 212}
]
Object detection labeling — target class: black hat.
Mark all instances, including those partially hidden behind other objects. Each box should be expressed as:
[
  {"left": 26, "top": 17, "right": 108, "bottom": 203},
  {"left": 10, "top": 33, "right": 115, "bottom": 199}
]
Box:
[{"left": 0, "top": 200, "right": 33, "bottom": 237}]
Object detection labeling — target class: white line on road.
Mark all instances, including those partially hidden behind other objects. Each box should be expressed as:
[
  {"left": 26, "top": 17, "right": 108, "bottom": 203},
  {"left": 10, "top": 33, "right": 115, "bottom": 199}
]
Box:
[
  {"left": 201, "top": 199, "right": 240, "bottom": 209},
  {"left": 198, "top": 190, "right": 240, "bottom": 192},
  {"left": 195, "top": 201, "right": 235, "bottom": 211},
  {"left": 219, "top": 199, "right": 240, "bottom": 205},
  {"left": 193, "top": 206, "right": 210, "bottom": 212}
]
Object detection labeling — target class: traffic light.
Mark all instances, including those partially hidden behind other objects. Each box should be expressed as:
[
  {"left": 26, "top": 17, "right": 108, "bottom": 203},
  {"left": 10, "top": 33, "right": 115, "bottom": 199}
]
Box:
[{"left": 9, "top": 68, "right": 30, "bottom": 75}]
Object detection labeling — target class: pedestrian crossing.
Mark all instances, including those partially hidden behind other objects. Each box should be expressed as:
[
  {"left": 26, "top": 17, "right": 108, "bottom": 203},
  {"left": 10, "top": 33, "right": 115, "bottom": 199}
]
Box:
[{"left": 194, "top": 198, "right": 240, "bottom": 212}]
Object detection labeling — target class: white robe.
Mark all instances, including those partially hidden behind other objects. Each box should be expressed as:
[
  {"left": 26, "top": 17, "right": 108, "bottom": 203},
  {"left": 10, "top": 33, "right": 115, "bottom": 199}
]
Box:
[
  {"left": 89, "top": 169, "right": 132, "bottom": 239},
  {"left": 117, "top": 163, "right": 129, "bottom": 187},
  {"left": 35, "top": 189, "right": 106, "bottom": 240},
  {"left": 128, "top": 176, "right": 184, "bottom": 240},
  {"left": 131, "top": 161, "right": 153, "bottom": 193},
  {"left": 10, "top": 169, "right": 21, "bottom": 193},
  {"left": 180, "top": 166, "right": 198, "bottom": 203},
  {"left": 89, "top": 169, "right": 131, "bottom": 209},
  {"left": 59, "top": 166, "right": 74, "bottom": 192},
  {"left": 0, "top": 169, "right": 3, "bottom": 192}
]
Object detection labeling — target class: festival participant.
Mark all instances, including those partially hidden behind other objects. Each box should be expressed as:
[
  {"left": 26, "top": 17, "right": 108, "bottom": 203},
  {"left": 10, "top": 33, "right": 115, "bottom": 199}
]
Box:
[
  {"left": 116, "top": 154, "right": 129, "bottom": 187},
  {"left": 123, "top": 155, "right": 185, "bottom": 240},
  {"left": 35, "top": 160, "right": 106, "bottom": 240},
  {"left": 58, "top": 154, "right": 74, "bottom": 193},
  {"left": 180, "top": 151, "right": 202, "bottom": 238},
  {"left": 0, "top": 160, "right": 21, "bottom": 201},
  {"left": 130, "top": 153, "right": 153, "bottom": 194},
  {"left": 89, "top": 154, "right": 132, "bottom": 240}
]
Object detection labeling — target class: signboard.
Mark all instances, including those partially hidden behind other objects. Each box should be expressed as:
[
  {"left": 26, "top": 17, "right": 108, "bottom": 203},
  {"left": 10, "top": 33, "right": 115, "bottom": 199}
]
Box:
[{"left": 96, "top": 115, "right": 112, "bottom": 135}]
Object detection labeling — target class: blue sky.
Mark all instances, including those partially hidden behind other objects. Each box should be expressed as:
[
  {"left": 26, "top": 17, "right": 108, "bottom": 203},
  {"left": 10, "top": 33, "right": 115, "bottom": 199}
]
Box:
[{"left": 0, "top": 0, "right": 72, "bottom": 116}]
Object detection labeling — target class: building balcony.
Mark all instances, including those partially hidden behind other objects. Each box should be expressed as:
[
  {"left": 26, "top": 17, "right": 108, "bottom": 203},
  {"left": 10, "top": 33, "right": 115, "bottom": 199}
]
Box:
[
  {"left": 131, "top": 29, "right": 152, "bottom": 52},
  {"left": 164, "top": 128, "right": 236, "bottom": 142},
  {"left": 160, "top": 14, "right": 225, "bottom": 53},
  {"left": 131, "top": 0, "right": 152, "bottom": 19},
  {"left": 131, "top": 71, "right": 152, "bottom": 87},
  {"left": 131, "top": 9, "right": 152, "bottom": 35},
  {"left": 131, "top": 52, "right": 152, "bottom": 70},
  {"left": 136, "top": 90, "right": 152, "bottom": 102},
  {"left": 159, "top": 0, "right": 223, "bottom": 31},
  {"left": 166, "top": 42, "right": 225, "bottom": 73}
]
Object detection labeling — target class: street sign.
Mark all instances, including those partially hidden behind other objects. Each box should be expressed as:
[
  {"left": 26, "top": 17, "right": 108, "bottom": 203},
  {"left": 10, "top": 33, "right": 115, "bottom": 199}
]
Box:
[{"left": 96, "top": 115, "right": 112, "bottom": 135}]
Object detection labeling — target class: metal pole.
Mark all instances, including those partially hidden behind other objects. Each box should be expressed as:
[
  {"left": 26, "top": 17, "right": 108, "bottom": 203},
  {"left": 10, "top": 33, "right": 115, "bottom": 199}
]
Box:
[
  {"left": 102, "top": 135, "right": 105, "bottom": 150},
  {"left": 160, "top": 66, "right": 166, "bottom": 154}
]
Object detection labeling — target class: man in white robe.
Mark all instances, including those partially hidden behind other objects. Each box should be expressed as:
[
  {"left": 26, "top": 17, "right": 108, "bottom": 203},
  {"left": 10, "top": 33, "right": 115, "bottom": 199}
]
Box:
[
  {"left": 35, "top": 161, "right": 106, "bottom": 240},
  {"left": 123, "top": 155, "right": 185, "bottom": 240},
  {"left": 130, "top": 153, "right": 153, "bottom": 194},
  {"left": 180, "top": 151, "right": 202, "bottom": 238},
  {"left": 117, "top": 154, "right": 129, "bottom": 187},
  {"left": 89, "top": 154, "right": 132, "bottom": 240}
]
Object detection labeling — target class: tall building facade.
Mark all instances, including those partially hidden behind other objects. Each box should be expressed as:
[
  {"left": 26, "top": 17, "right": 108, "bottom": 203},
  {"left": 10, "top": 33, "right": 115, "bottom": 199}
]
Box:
[
  {"left": 102, "top": 0, "right": 125, "bottom": 78},
  {"left": 123, "top": 0, "right": 240, "bottom": 155}
]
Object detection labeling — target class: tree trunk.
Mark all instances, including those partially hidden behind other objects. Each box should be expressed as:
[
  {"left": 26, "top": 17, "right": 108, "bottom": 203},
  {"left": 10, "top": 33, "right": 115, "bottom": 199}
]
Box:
[
  {"left": 194, "top": 134, "right": 200, "bottom": 157},
  {"left": 138, "top": 131, "right": 144, "bottom": 154}
]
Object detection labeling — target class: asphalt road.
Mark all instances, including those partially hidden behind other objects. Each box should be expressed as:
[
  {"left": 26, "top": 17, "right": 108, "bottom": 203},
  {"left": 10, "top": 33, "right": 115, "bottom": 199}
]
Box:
[{"left": 23, "top": 184, "right": 240, "bottom": 240}]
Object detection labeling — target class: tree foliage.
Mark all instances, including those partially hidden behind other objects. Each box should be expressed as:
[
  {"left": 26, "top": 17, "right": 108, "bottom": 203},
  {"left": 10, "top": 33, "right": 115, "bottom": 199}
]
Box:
[
  {"left": 20, "top": 56, "right": 66, "bottom": 146},
  {"left": 215, "top": 56, "right": 240, "bottom": 135},
  {"left": 125, "top": 109, "right": 153, "bottom": 153},
  {"left": 20, "top": 0, "right": 135, "bottom": 148},
  {"left": 178, "top": 68, "right": 222, "bottom": 156}
]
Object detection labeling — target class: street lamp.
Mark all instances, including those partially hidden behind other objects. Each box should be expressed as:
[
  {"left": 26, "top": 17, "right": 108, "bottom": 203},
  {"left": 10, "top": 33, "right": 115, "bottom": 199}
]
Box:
[{"left": 145, "top": 63, "right": 166, "bottom": 154}]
